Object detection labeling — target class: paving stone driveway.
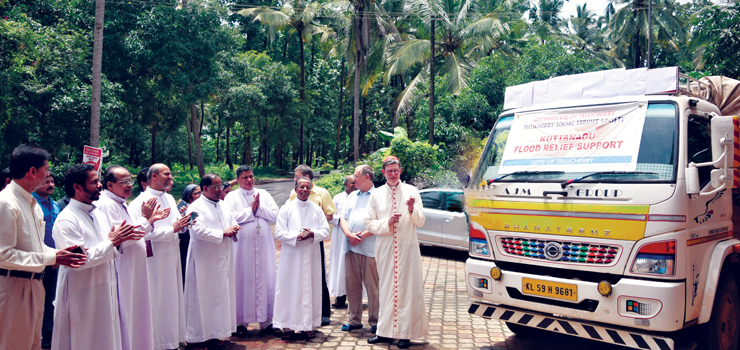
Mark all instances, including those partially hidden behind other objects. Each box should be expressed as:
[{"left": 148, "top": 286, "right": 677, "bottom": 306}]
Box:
[{"left": 210, "top": 244, "right": 622, "bottom": 350}]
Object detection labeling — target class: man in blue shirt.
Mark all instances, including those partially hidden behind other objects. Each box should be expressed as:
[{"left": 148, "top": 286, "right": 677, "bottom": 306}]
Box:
[
  {"left": 32, "top": 173, "right": 61, "bottom": 349},
  {"left": 339, "top": 164, "right": 380, "bottom": 334}
]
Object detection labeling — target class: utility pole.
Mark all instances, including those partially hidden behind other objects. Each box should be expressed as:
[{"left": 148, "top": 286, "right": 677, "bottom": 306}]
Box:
[
  {"left": 90, "top": 0, "right": 105, "bottom": 147},
  {"left": 647, "top": 0, "right": 652, "bottom": 69},
  {"left": 429, "top": 16, "right": 435, "bottom": 145}
]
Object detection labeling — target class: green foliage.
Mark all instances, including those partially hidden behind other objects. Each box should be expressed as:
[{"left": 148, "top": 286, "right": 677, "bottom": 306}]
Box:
[{"left": 314, "top": 172, "right": 349, "bottom": 197}]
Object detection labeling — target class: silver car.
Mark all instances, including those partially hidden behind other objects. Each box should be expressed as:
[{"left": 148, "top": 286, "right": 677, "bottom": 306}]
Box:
[{"left": 417, "top": 188, "right": 468, "bottom": 251}]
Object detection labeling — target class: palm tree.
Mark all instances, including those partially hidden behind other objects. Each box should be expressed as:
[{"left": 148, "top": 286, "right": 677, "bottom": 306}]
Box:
[
  {"left": 606, "top": 0, "right": 686, "bottom": 68},
  {"left": 528, "top": 0, "right": 565, "bottom": 42},
  {"left": 566, "top": 4, "right": 622, "bottom": 66}
]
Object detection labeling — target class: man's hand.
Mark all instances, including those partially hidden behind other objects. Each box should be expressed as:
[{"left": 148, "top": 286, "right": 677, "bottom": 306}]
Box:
[
  {"left": 55, "top": 246, "right": 87, "bottom": 268},
  {"left": 251, "top": 193, "right": 260, "bottom": 214},
  {"left": 389, "top": 212, "right": 402, "bottom": 226},
  {"left": 406, "top": 196, "right": 416, "bottom": 213},
  {"left": 298, "top": 228, "right": 314, "bottom": 241},
  {"left": 108, "top": 220, "right": 145, "bottom": 246},
  {"left": 173, "top": 215, "right": 191, "bottom": 233},
  {"left": 141, "top": 198, "right": 158, "bottom": 220},
  {"left": 223, "top": 225, "right": 241, "bottom": 238},
  {"left": 347, "top": 232, "right": 363, "bottom": 247},
  {"left": 149, "top": 207, "right": 170, "bottom": 224}
]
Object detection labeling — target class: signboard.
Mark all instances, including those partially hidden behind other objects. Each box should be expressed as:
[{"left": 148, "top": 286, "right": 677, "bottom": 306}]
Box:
[
  {"left": 499, "top": 102, "right": 647, "bottom": 173},
  {"left": 82, "top": 145, "right": 103, "bottom": 175}
]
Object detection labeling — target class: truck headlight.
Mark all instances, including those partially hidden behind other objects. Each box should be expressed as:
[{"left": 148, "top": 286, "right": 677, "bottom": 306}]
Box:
[
  {"left": 469, "top": 221, "right": 491, "bottom": 257},
  {"left": 630, "top": 241, "right": 675, "bottom": 276}
]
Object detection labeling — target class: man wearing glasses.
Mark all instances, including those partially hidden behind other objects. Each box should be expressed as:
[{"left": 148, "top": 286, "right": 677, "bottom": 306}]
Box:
[{"left": 96, "top": 165, "right": 169, "bottom": 350}]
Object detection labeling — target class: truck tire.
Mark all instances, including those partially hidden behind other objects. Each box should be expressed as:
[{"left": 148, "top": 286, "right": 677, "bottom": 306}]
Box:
[
  {"left": 698, "top": 268, "right": 739, "bottom": 350},
  {"left": 505, "top": 322, "right": 542, "bottom": 337}
]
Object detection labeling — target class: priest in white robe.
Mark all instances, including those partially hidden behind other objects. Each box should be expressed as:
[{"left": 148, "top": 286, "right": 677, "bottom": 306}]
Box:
[
  {"left": 129, "top": 164, "right": 191, "bottom": 350},
  {"left": 96, "top": 165, "right": 169, "bottom": 350},
  {"left": 52, "top": 164, "right": 144, "bottom": 350},
  {"left": 184, "top": 173, "right": 239, "bottom": 347},
  {"left": 224, "top": 165, "right": 279, "bottom": 334},
  {"left": 364, "top": 156, "right": 427, "bottom": 349},
  {"left": 273, "top": 177, "right": 330, "bottom": 340},
  {"left": 328, "top": 175, "right": 355, "bottom": 308}
]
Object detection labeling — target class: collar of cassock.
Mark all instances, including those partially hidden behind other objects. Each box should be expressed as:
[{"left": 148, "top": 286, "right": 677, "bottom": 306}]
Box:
[
  {"left": 101, "top": 189, "right": 127, "bottom": 204},
  {"left": 296, "top": 198, "right": 310, "bottom": 208},
  {"left": 238, "top": 187, "right": 255, "bottom": 196},
  {"left": 145, "top": 187, "right": 165, "bottom": 197},
  {"left": 69, "top": 198, "right": 96, "bottom": 213},
  {"left": 202, "top": 196, "right": 220, "bottom": 207}
]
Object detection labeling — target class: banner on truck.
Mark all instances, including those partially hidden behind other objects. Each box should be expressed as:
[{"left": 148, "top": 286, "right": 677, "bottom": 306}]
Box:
[
  {"left": 499, "top": 102, "right": 647, "bottom": 173},
  {"left": 82, "top": 145, "right": 103, "bottom": 175}
]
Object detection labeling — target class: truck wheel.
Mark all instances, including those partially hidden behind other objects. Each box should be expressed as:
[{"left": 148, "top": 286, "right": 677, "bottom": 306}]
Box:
[
  {"left": 505, "top": 322, "right": 542, "bottom": 337},
  {"left": 699, "top": 268, "right": 739, "bottom": 350}
]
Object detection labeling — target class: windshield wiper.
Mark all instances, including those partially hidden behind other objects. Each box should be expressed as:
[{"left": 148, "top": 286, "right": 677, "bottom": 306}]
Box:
[
  {"left": 561, "top": 171, "right": 658, "bottom": 189},
  {"left": 488, "top": 171, "right": 564, "bottom": 184}
]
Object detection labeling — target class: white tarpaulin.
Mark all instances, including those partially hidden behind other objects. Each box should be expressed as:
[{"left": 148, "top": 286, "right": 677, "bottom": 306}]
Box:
[{"left": 498, "top": 102, "right": 648, "bottom": 173}]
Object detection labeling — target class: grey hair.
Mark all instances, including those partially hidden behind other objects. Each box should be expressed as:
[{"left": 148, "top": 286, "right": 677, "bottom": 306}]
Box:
[
  {"left": 147, "top": 163, "right": 167, "bottom": 181},
  {"left": 343, "top": 175, "right": 354, "bottom": 185},
  {"left": 294, "top": 176, "right": 313, "bottom": 188},
  {"left": 294, "top": 164, "right": 314, "bottom": 180},
  {"left": 355, "top": 164, "right": 374, "bottom": 181}
]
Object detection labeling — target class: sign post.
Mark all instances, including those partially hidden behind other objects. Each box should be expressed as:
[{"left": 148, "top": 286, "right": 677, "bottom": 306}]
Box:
[{"left": 82, "top": 145, "right": 104, "bottom": 176}]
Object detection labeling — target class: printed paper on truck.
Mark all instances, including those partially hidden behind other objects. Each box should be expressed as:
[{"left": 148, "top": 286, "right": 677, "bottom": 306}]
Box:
[{"left": 498, "top": 102, "right": 647, "bottom": 173}]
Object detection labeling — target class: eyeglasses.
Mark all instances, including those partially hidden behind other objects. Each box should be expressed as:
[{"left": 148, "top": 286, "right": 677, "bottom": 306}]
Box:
[
  {"left": 205, "top": 185, "right": 223, "bottom": 190},
  {"left": 118, "top": 179, "right": 134, "bottom": 186}
]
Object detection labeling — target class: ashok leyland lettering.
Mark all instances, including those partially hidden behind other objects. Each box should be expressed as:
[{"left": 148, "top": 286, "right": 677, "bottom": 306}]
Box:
[{"left": 465, "top": 67, "right": 740, "bottom": 350}]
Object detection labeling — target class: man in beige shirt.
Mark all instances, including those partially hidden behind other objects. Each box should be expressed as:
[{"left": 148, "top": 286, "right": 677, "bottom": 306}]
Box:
[{"left": 0, "top": 144, "right": 87, "bottom": 350}]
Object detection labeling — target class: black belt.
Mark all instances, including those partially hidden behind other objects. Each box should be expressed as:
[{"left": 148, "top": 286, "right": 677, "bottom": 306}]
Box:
[{"left": 0, "top": 268, "right": 44, "bottom": 280}]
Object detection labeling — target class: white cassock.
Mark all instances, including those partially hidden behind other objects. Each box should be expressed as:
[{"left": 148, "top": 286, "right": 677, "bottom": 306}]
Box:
[
  {"left": 365, "top": 183, "right": 428, "bottom": 340},
  {"left": 184, "top": 196, "right": 237, "bottom": 342},
  {"left": 129, "top": 187, "right": 185, "bottom": 349},
  {"left": 224, "top": 188, "right": 279, "bottom": 327},
  {"left": 273, "top": 199, "right": 330, "bottom": 331},
  {"left": 328, "top": 191, "right": 350, "bottom": 297},
  {"left": 51, "top": 199, "right": 123, "bottom": 350},
  {"left": 95, "top": 190, "right": 154, "bottom": 350}
]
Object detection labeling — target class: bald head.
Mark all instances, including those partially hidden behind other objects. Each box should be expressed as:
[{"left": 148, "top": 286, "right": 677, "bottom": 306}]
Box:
[{"left": 148, "top": 163, "right": 173, "bottom": 191}]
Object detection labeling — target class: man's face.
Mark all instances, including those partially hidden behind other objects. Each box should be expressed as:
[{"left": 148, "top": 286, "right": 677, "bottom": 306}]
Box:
[
  {"left": 353, "top": 170, "right": 370, "bottom": 191},
  {"left": 151, "top": 166, "right": 173, "bottom": 191},
  {"left": 381, "top": 163, "right": 402, "bottom": 184},
  {"left": 108, "top": 168, "right": 133, "bottom": 199},
  {"left": 35, "top": 175, "right": 56, "bottom": 198},
  {"left": 293, "top": 170, "right": 303, "bottom": 182},
  {"left": 238, "top": 170, "right": 255, "bottom": 191},
  {"left": 345, "top": 177, "right": 356, "bottom": 193},
  {"left": 77, "top": 170, "right": 102, "bottom": 204},
  {"left": 202, "top": 177, "right": 223, "bottom": 202},
  {"left": 296, "top": 179, "right": 312, "bottom": 201},
  {"left": 32, "top": 160, "right": 51, "bottom": 190}
]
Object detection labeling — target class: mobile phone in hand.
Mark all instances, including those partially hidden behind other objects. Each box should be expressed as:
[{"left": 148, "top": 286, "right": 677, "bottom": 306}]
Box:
[
  {"left": 70, "top": 245, "right": 85, "bottom": 254},
  {"left": 189, "top": 212, "right": 198, "bottom": 225}
]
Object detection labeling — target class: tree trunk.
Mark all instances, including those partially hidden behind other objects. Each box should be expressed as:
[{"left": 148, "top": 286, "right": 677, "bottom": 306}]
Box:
[
  {"left": 282, "top": 36, "right": 288, "bottom": 62},
  {"left": 298, "top": 31, "right": 306, "bottom": 164},
  {"left": 90, "top": 0, "right": 105, "bottom": 147},
  {"left": 190, "top": 103, "right": 205, "bottom": 177},
  {"left": 186, "top": 117, "right": 194, "bottom": 170},
  {"left": 243, "top": 133, "right": 251, "bottom": 165},
  {"left": 150, "top": 124, "right": 157, "bottom": 165},
  {"left": 360, "top": 96, "right": 367, "bottom": 154},
  {"left": 429, "top": 17, "right": 436, "bottom": 145},
  {"left": 334, "top": 58, "right": 345, "bottom": 168},
  {"left": 225, "top": 123, "right": 232, "bottom": 170},
  {"left": 215, "top": 113, "right": 221, "bottom": 162}
]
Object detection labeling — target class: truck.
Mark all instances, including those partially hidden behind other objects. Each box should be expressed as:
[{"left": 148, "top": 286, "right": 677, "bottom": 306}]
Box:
[{"left": 465, "top": 66, "right": 740, "bottom": 350}]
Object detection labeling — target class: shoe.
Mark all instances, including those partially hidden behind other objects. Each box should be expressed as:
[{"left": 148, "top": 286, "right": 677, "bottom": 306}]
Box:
[
  {"left": 341, "top": 323, "right": 363, "bottom": 331},
  {"left": 232, "top": 325, "right": 249, "bottom": 337},
  {"left": 332, "top": 295, "right": 347, "bottom": 308},
  {"left": 397, "top": 339, "right": 411, "bottom": 349},
  {"left": 321, "top": 316, "right": 331, "bottom": 326},
  {"left": 259, "top": 324, "right": 274, "bottom": 335},
  {"left": 370, "top": 325, "right": 377, "bottom": 334},
  {"left": 367, "top": 335, "right": 391, "bottom": 344},
  {"left": 331, "top": 302, "right": 348, "bottom": 308}
]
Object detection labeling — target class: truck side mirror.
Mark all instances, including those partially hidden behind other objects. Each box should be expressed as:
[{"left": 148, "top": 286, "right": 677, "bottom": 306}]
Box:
[
  {"left": 686, "top": 163, "right": 700, "bottom": 194},
  {"left": 710, "top": 116, "right": 736, "bottom": 166}
]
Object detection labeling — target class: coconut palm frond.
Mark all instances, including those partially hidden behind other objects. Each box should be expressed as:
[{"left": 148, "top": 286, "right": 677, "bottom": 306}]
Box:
[
  {"left": 393, "top": 69, "right": 428, "bottom": 117},
  {"left": 439, "top": 51, "right": 473, "bottom": 95},
  {"left": 384, "top": 39, "right": 431, "bottom": 82}
]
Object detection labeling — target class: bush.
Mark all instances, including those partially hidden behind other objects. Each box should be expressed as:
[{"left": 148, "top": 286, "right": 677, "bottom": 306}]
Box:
[{"left": 314, "top": 172, "right": 350, "bottom": 197}]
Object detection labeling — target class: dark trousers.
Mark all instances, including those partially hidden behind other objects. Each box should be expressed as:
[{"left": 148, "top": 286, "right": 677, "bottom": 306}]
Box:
[
  {"left": 41, "top": 266, "right": 58, "bottom": 348},
  {"left": 320, "top": 242, "right": 330, "bottom": 318},
  {"left": 179, "top": 231, "right": 190, "bottom": 288}
]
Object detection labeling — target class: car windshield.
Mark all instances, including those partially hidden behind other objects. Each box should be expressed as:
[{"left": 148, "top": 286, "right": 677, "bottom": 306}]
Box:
[{"left": 472, "top": 102, "right": 677, "bottom": 185}]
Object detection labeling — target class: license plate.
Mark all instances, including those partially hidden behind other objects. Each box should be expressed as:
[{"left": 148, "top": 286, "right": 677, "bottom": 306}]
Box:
[{"left": 522, "top": 278, "right": 578, "bottom": 301}]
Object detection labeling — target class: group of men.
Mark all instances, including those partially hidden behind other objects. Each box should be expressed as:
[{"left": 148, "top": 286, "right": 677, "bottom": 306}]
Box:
[{"left": 0, "top": 142, "right": 429, "bottom": 350}]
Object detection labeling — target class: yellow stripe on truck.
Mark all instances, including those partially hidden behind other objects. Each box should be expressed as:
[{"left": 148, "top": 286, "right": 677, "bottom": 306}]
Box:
[{"left": 468, "top": 200, "right": 649, "bottom": 241}]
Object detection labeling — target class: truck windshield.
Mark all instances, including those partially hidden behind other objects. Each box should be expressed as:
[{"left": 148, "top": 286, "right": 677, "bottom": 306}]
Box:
[{"left": 472, "top": 103, "right": 677, "bottom": 185}]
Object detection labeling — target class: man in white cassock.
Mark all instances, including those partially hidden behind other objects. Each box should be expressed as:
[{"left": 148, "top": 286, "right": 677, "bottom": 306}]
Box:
[
  {"left": 129, "top": 164, "right": 191, "bottom": 350},
  {"left": 224, "top": 165, "right": 279, "bottom": 335},
  {"left": 95, "top": 165, "right": 169, "bottom": 350},
  {"left": 184, "top": 173, "right": 240, "bottom": 348},
  {"left": 274, "top": 177, "right": 330, "bottom": 340},
  {"left": 52, "top": 164, "right": 144, "bottom": 350},
  {"left": 364, "top": 156, "right": 427, "bottom": 349},
  {"left": 328, "top": 175, "right": 355, "bottom": 308}
]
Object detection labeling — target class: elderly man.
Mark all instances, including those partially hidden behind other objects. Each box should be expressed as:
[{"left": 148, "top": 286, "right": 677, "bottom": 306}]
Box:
[
  {"left": 365, "top": 156, "right": 427, "bottom": 349},
  {"left": 52, "top": 164, "right": 144, "bottom": 350},
  {"left": 32, "top": 173, "right": 62, "bottom": 349},
  {"left": 96, "top": 165, "right": 169, "bottom": 350},
  {"left": 287, "top": 164, "right": 336, "bottom": 325},
  {"left": 224, "top": 165, "right": 279, "bottom": 335},
  {"left": 328, "top": 175, "right": 356, "bottom": 309},
  {"left": 129, "top": 164, "right": 191, "bottom": 350},
  {"left": 0, "top": 144, "right": 86, "bottom": 350},
  {"left": 274, "top": 177, "right": 330, "bottom": 340},
  {"left": 184, "top": 173, "right": 240, "bottom": 348},
  {"left": 340, "top": 165, "right": 379, "bottom": 334}
]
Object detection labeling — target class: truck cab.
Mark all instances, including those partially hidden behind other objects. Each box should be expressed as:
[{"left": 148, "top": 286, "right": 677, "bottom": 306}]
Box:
[{"left": 465, "top": 67, "right": 740, "bottom": 350}]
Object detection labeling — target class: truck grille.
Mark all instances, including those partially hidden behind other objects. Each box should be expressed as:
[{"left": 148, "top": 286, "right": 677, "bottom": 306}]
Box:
[{"left": 499, "top": 237, "right": 620, "bottom": 264}]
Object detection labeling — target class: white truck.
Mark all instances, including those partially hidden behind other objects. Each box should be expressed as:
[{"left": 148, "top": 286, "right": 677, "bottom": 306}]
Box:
[{"left": 465, "top": 67, "right": 740, "bottom": 350}]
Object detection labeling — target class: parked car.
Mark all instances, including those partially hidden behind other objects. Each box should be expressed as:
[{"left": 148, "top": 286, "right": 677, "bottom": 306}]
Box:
[{"left": 417, "top": 188, "right": 468, "bottom": 251}]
